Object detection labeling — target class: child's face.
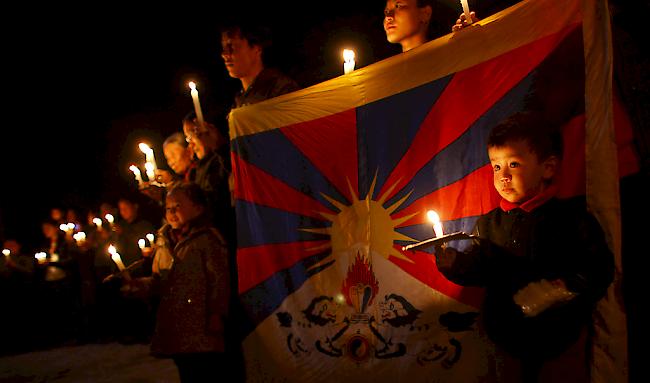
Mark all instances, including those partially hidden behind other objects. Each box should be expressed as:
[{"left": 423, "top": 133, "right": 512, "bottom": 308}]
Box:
[
  {"left": 165, "top": 191, "right": 204, "bottom": 230},
  {"left": 488, "top": 140, "right": 557, "bottom": 204}
]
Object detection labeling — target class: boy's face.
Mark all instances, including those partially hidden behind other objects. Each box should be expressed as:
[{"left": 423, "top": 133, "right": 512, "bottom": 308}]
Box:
[
  {"left": 488, "top": 140, "right": 557, "bottom": 204},
  {"left": 165, "top": 191, "right": 203, "bottom": 230},
  {"left": 221, "top": 31, "right": 262, "bottom": 80},
  {"left": 384, "top": 0, "right": 430, "bottom": 47}
]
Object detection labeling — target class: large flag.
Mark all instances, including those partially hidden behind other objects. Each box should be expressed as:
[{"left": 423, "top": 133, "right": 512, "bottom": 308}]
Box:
[{"left": 229, "top": 0, "right": 633, "bottom": 381}]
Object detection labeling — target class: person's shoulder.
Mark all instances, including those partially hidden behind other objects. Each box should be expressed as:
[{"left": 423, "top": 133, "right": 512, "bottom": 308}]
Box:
[{"left": 262, "top": 68, "right": 300, "bottom": 94}]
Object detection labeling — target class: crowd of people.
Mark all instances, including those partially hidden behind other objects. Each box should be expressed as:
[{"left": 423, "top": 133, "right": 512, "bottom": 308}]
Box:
[{"left": 1, "top": 1, "right": 647, "bottom": 382}]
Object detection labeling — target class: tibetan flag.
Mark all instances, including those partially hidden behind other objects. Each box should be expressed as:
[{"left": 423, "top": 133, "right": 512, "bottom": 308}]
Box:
[{"left": 228, "top": 0, "right": 631, "bottom": 381}]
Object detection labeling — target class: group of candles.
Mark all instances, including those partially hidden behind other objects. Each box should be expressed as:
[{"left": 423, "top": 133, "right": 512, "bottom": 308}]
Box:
[
  {"left": 109, "top": 233, "right": 155, "bottom": 272},
  {"left": 129, "top": 143, "right": 160, "bottom": 190}
]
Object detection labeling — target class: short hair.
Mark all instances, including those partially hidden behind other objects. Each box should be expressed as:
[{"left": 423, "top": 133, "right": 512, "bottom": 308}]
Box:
[
  {"left": 167, "top": 182, "right": 208, "bottom": 208},
  {"left": 488, "top": 111, "right": 563, "bottom": 161},
  {"left": 221, "top": 22, "right": 273, "bottom": 65},
  {"left": 163, "top": 132, "right": 189, "bottom": 149}
]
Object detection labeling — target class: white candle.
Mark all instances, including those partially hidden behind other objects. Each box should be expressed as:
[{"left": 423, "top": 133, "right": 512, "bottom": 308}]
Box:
[
  {"left": 343, "top": 49, "right": 356, "bottom": 75},
  {"left": 188, "top": 81, "right": 205, "bottom": 128},
  {"left": 111, "top": 252, "right": 126, "bottom": 271},
  {"left": 93, "top": 217, "right": 103, "bottom": 229},
  {"left": 144, "top": 162, "right": 155, "bottom": 182},
  {"left": 146, "top": 233, "right": 155, "bottom": 244},
  {"left": 129, "top": 165, "right": 144, "bottom": 188},
  {"left": 35, "top": 252, "right": 47, "bottom": 264},
  {"left": 138, "top": 238, "right": 146, "bottom": 250},
  {"left": 460, "top": 0, "right": 473, "bottom": 25},
  {"left": 139, "top": 143, "right": 158, "bottom": 174},
  {"left": 427, "top": 210, "right": 444, "bottom": 238},
  {"left": 73, "top": 232, "right": 86, "bottom": 244},
  {"left": 105, "top": 214, "right": 114, "bottom": 229}
]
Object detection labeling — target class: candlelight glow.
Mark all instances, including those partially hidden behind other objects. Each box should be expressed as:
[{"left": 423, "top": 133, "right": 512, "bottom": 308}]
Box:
[
  {"left": 67, "top": 223, "right": 75, "bottom": 231},
  {"left": 188, "top": 81, "right": 197, "bottom": 90},
  {"left": 343, "top": 49, "right": 356, "bottom": 74},
  {"left": 145, "top": 162, "right": 155, "bottom": 180},
  {"left": 2, "top": 249, "right": 10, "bottom": 256},
  {"left": 35, "top": 252, "right": 47, "bottom": 261},
  {"left": 59, "top": 224, "right": 68, "bottom": 231},
  {"left": 146, "top": 233, "right": 155, "bottom": 243},
  {"left": 111, "top": 252, "right": 126, "bottom": 271},
  {"left": 108, "top": 245, "right": 117, "bottom": 255},
  {"left": 139, "top": 143, "right": 152, "bottom": 154},
  {"left": 138, "top": 239, "right": 146, "bottom": 249},
  {"left": 105, "top": 214, "right": 114, "bottom": 224},
  {"left": 73, "top": 232, "right": 86, "bottom": 242},
  {"left": 93, "top": 218, "right": 103, "bottom": 227},
  {"left": 427, "top": 210, "right": 444, "bottom": 238}
]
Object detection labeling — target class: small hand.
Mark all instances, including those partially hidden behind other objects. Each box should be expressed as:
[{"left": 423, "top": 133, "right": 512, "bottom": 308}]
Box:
[{"left": 452, "top": 12, "right": 479, "bottom": 32}]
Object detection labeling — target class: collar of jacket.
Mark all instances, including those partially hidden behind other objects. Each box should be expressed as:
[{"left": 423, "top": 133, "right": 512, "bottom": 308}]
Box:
[{"left": 499, "top": 184, "right": 558, "bottom": 213}]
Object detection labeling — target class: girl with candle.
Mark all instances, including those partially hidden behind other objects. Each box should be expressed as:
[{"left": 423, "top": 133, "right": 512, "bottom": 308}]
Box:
[{"left": 122, "top": 182, "right": 231, "bottom": 382}]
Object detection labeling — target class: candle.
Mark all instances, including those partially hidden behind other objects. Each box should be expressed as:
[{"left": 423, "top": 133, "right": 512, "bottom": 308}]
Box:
[
  {"left": 188, "top": 81, "right": 205, "bottom": 128},
  {"left": 35, "top": 252, "right": 47, "bottom": 264},
  {"left": 427, "top": 210, "right": 444, "bottom": 238},
  {"left": 108, "top": 245, "right": 125, "bottom": 271},
  {"left": 146, "top": 233, "right": 155, "bottom": 244},
  {"left": 459, "top": 0, "right": 473, "bottom": 25},
  {"left": 73, "top": 232, "right": 86, "bottom": 244},
  {"left": 139, "top": 143, "right": 158, "bottom": 175},
  {"left": 105, "top": 214, "right": 114, "bottom": 229},
  {"left": 93, "top": 217, "right": 103, "bottom": 230},
  {"left": 129, "top": 165, "right": 144, "bottom": 188},
  {"left": 2, "top": 249, "right": 9, "bottom": 259},
  {"left": 138, "top": 238, "right": 146, "bottom": 250},
  {"left": 145, "top": 162, "right": 155, "bottom": 182},
  {"left": 111, "top": 253, "right": 126, "bottom": 271},
  {"left": 343, "top": 49, "right": 356, "bottom": 75}
]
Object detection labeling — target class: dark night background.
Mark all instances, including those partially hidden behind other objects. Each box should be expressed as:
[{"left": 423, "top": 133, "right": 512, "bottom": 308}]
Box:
[
  {"left": 1, "top": 1, "right": 648, "bottom": 253},
  {"left": 0, "top": 1, "right": 649, "bottom": 380}
]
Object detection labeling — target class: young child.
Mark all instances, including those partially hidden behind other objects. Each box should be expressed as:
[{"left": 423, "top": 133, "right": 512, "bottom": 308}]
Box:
[
  {"left": 435, "top": 112, "right": 614, "bottom": 383},
  {"left": 127, "top": 182, "right": 230, "bottom": 382}
]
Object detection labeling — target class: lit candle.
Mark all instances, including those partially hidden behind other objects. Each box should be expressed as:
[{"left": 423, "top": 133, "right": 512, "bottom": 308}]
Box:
[
  {"left": 427, "top": 210, "right": 444, "bottom": 238},
  {"left": 2, "top": 249, "right": 9, "bottom": 259},
  {"left": 145, "top": 162, "right": 155, "bottom": 182},
  {"left": 59, "top": 223, "right": 68, "bottom": 232},
  {"left": 459, "top": 0, "right": 473, "bottom": 25},
  {"left": 146, "top": 233, "right": 155, "bottom": 244},
  {"left": 188, "top": 81, "right": 205, "bottom": 128},
  {"left": 108, "top": 245, "right": 126, "bottom": 271},
  {"left": 343, "top": 49, "right": 356, "bottom": 75},
  {"left": 35, "top": 252, "right": 47, "bottom": 264},
  {"left": 67, "top": 223, "right": 75, "bottom": 232},
  {"left": 105, "top": 214, "right": 114, "bottom": 229},
  {"left": 139, "top": 143, "right": 158, "bottom": 175},
  {"left": 129, "top": 165, "right": 144, "bottom": 188},
  {"left": 93, "top": 217, "right": 103, "bottom": 230},
  {"left": 73, "top": 231, "right": 86, "bottom": 245},
  {"left": 138, "top": 238, "right": 146, "bottom": 250}
]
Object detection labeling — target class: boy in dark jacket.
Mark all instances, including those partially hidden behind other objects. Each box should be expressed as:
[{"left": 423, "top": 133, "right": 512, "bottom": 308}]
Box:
[{"left": 435, "top": 112, "right": 614, "bottom": 383}]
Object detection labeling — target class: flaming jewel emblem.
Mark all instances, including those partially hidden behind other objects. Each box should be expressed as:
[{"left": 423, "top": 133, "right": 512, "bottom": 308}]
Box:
[{"left": 341, "top": 253, "right": 379, "bottom": 314}]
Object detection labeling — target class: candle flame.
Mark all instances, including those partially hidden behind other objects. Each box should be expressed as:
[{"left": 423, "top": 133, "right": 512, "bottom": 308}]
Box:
[
  {"left": 108, "top": 245, "right": 116, "bottom": 255},
  {"left": 129, "top": 165, "right": 141, "bottom": 174},
  {"left": 93, "top": 217, "right": 102, "bottom": 226},
  {"left": 188, "top": 81, "right": 197, "bottom": 90},
  {"left": 138, "top": 239, "right": 146, "bottom": 249},
  {"left": 2, "top": 249, "right": 10, "bottom": 256},
  {"left": 59, "top": 224, "right": 68, "bottom": 231},
  {"left": 35, "top": 252, "right": 47, "bottom": 260},
  {"left": 146, "top": 233, "right": 155, "bottom": 243},
  {"left": 105, "top": 214, "right": 114, "bottom": 223},
  {"left": 139, "top": 143, "right": 152, "bottom": 154},
  {"left": 111, "top": 252, "right": 122, "bottom": 263},
  {"left": 343, "top": 49, "right": 355, "bottom": 62},
  {"left": 427, "top": 210, "right": 440, "bottom": 224}
]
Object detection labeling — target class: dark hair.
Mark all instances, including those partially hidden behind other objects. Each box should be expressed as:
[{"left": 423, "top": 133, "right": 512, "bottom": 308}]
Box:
[
  {"left": 167, "top": 182, "right": 208, "bottom": 208},
  {"left": 488, "top": 111, "right": 563, "bottom": 161},
  {"left": 221, "top": 22, "right": 273, "bottom": 65}
]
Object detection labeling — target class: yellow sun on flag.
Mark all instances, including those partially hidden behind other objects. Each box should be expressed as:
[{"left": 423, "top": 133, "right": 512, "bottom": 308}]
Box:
[{"left": 302, "top": 174, "right": 418, "bottom": 263}]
